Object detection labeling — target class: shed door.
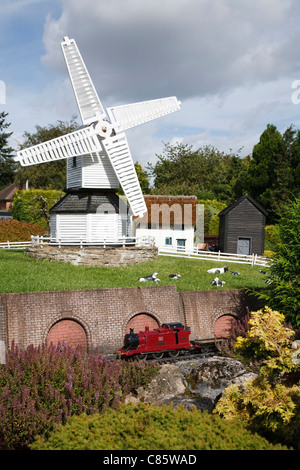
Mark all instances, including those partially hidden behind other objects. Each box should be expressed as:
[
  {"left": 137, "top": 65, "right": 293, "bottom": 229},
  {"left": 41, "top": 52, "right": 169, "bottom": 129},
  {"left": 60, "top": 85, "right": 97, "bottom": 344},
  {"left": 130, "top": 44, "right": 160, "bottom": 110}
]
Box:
[{"left": 237, "top": 237, "right": 251, "bottom": 255}]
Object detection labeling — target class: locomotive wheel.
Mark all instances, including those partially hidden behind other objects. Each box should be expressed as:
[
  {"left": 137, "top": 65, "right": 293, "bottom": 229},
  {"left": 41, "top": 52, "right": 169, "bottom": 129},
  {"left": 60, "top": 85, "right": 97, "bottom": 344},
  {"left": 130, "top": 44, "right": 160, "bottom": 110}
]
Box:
[
  {"left": 152, "top": 352, "right": 164, "bottom": 359},
  {"left": 137, "top": 353, "right": 147, "bottom": 360},
  {"left": 168, "top": 350, "right": 179, "bottom": 357}
]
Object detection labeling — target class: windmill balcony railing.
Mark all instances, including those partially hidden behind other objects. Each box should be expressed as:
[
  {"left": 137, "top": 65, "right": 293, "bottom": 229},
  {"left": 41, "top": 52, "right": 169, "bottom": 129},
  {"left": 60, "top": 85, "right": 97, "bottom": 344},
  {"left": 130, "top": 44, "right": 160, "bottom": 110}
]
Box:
[{"left": 28, "top": 235, "right": 156, "bottom": 249}]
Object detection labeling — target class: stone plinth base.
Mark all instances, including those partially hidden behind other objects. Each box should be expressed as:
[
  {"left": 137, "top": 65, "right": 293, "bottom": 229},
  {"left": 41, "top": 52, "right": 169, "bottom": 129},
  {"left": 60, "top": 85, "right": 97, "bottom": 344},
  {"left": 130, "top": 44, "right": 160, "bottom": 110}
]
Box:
[{"left": 26, "top": 244, "right": 158, "bottom": 267}]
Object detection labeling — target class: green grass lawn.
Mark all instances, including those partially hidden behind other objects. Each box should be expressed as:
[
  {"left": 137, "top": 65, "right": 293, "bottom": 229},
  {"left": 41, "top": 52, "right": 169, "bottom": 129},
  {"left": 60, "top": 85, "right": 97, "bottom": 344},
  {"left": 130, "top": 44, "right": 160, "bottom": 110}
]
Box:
[{"left": 0, "top": 249, "right": 268, "bottom": 293}]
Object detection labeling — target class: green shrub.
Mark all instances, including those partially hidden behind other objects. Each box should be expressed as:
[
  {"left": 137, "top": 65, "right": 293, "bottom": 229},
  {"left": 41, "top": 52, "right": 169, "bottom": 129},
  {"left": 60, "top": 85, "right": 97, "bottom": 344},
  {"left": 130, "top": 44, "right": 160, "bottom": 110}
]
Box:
[
  {"left": 215, "top": 307, "right": 300, "bottom": 449},
  {"left": 0, "top": 343, "right": 159, "bottom": 450},
  {"left": 0, "top": 219, "right": 46, "bottom": 242},
  {"left": 30, "top": 402, "right": 288, "bottom": 450},
  {"left": 11, "top": 189, "right": 63, "bottom": 228},
  {"left": 264, "top": 224, "right": 280, "bottom": 250}
]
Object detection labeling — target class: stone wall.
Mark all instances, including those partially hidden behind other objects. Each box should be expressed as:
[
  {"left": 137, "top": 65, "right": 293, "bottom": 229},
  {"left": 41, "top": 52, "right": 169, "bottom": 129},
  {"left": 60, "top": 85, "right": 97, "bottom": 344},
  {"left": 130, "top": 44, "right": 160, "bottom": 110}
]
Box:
[
  {"left": 25, "top": 245, "right": 158, "bottom": 267},
  {"left": 0, "top": 286, "right": 263, "bottom": 354}
]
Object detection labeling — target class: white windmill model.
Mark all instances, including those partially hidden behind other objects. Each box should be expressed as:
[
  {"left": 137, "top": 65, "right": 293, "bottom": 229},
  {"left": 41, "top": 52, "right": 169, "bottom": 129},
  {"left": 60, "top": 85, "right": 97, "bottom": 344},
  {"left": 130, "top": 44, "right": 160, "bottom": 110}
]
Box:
[{"left": 15, "top": 37, "right": 181, "bottom": 244}]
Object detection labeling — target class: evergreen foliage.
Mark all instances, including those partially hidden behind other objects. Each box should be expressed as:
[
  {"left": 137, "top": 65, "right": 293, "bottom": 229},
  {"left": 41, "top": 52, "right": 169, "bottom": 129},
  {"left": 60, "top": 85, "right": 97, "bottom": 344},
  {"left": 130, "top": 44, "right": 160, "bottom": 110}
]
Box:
[
  {"left": 215, "top": 307, "right": 300, "bottom": 449},
  {"left": 246, "top": 124, "right": 300, "bottom": 222},
  {"left": 257, "top": 199, "right": 300, "bottom": 328},
  {"left": 0, "top": 111, "right": 15, "bottom": 190},
  {"left": 30, "top": 402, "right": 287, "bottom": 450},
  {"left": 11, "top": 188, "right": 64, "bottom": 229}
]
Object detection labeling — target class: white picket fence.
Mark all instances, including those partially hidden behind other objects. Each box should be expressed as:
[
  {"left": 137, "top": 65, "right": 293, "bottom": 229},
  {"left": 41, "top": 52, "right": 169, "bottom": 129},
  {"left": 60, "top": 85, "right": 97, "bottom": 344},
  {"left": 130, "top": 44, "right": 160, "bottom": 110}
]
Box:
[
  {"left": 0, "top": 235, "right": 155, "bottom": 249},
  {"left": 158, "top": 246, "right": 270, "bottom": 267},
  {"left": 0, "top": 240, "right": 32, "bottom": 249},
  {"left": 0, "top": 235, "right": 270, "bottom": 266}
]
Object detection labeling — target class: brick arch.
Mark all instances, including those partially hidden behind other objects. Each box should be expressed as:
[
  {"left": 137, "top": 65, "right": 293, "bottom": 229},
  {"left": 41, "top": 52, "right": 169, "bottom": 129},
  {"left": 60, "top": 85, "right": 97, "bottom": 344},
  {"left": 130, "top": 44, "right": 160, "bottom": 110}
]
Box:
[
  {"left": 213, "top": 314, "right": 237, "bottom": 339},
  {"left": 125, "top": 313, "right": 159, "bottom": 334},
  {"left": 46, "top": 319, "right": 88, "bottom": 352}
]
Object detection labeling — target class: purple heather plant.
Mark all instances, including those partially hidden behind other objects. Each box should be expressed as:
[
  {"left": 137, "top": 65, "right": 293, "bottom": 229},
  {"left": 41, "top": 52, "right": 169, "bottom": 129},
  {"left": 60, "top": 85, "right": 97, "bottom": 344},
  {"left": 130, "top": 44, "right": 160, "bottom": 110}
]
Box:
[{"left": 0, "top": 341, "right": 159, "bottom": 450}]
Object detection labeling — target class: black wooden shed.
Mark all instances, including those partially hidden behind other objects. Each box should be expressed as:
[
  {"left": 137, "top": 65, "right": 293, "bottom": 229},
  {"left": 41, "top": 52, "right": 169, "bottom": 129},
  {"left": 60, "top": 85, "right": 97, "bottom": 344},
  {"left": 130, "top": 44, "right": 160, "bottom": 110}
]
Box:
[{"left": 218, "top": 194, "right": 267, "bottom": 255}]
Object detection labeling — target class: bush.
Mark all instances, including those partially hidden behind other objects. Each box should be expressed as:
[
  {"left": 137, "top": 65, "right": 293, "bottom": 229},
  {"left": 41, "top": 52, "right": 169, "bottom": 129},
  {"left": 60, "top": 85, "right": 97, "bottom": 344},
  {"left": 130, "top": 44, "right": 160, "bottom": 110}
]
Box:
[
  {"left": 258, "top": 199, "right": 300, "bottom": 328},
  {"left": 0, "top": 219, "right": 46, "bottom": 242},
  {"left": 11, "top": 189, "right": 63, "bottom": 228},
  {"left": 264, "top": 224, "right": 280, "bottom": 250},
  {"left": 215, "top": 307, "right": 300, "bottom": 449},
  {"left": 30, "top": 402, "right": 288, "bottom": 450},
  {"left": 0, "top": 343, "right": 159, "bottom": 450}
]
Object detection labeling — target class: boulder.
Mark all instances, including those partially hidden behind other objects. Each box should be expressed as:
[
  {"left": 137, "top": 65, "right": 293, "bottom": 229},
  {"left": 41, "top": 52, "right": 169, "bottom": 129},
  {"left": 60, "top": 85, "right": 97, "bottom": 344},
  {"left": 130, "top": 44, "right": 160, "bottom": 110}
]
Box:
[{"left": 126, "top": 356, "right": 257, "bottom": 413}]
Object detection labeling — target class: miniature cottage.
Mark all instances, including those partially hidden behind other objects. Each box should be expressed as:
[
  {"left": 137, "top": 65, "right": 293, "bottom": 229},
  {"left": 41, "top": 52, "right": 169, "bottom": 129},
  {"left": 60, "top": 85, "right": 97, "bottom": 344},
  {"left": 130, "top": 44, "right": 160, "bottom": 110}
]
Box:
[
  {"left": 134, "top": 195, "right": 198, "bottom": 251},
  {"left": 218, "top": 194, "right": 267, "bottom": 255}
]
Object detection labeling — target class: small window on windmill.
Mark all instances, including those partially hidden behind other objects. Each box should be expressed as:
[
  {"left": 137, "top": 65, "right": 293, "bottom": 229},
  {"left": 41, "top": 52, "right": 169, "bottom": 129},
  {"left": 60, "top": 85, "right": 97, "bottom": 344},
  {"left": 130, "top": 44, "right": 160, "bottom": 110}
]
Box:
[
  {"left": 72, "top": 156, "right": 77, "bottom": 167},
  {"left": 104, "top": 211, "right": 108, "bottom": 214}
]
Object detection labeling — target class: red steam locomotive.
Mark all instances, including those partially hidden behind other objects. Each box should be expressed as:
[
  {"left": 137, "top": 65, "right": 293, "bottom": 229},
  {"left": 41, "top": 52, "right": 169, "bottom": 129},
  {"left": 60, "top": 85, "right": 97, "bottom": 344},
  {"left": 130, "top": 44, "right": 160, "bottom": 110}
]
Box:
[{"left": 116, "top": 322, "right": 196, "bottom": 359}]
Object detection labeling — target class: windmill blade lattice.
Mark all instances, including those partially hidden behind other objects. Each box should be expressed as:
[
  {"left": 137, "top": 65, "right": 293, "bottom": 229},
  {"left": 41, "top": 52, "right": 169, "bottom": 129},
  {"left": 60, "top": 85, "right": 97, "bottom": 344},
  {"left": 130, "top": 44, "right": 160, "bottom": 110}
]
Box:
[
  {"left": 15, "top": 124, "right": 101, "bottom": 166},
  {"left": 107, "top": 96, "right": 181, "bottom": 132},
  {"left": 103, "top": 133, "right": 147, "bottom": 217},
  {"left": 61, "top": 36, "right": 106, "bottom": 124}
]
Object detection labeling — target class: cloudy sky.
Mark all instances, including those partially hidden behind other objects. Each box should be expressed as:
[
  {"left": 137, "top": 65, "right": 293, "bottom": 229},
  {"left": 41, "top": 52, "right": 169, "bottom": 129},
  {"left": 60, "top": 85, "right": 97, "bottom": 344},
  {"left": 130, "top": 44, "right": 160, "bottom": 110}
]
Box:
[{"left": 1, "top": 0, "right": 300, "bottom": 172}]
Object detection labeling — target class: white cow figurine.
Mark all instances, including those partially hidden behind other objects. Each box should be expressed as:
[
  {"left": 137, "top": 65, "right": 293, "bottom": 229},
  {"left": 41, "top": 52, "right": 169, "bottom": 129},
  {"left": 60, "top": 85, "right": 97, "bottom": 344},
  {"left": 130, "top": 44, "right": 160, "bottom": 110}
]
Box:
[
  {"left": 207, "top": 266, "right": 228, "bottom": 274},
  {"left": 138, "top": 272, "right": 160, "bottom": 282},
  {"left": 211, "top": 277, "right": 225, "bottom": 287},
  {"left": 169, "top": 273, "right": 181, "bottom": 279}
]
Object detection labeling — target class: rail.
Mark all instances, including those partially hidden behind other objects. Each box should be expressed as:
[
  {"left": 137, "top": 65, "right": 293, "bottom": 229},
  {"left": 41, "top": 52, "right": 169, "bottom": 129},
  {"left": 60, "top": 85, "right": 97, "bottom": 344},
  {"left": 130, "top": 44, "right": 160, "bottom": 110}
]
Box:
[
  {"left": 158, "top": 246, "right": 270, "bottom": 266},
  {"left": 0, "top": 236, "right": 270, "bottom": 266},
  {"left": 0, "top": 235, "right": 156, "bottom": 249}
]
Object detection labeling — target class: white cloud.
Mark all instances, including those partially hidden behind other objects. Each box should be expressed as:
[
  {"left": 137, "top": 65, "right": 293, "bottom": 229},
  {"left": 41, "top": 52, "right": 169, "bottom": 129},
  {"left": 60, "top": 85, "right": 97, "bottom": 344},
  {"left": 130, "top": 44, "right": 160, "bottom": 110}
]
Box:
[{"left": 4, "top": 0, "right": 300, "bottom": 172}]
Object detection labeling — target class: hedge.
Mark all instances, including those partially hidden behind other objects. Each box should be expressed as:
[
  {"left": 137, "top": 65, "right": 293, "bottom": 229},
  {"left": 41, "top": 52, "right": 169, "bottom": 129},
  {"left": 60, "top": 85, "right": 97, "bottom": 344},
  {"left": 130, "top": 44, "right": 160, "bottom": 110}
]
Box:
[
  {"left": 30, "top": 402, "right": 288, "bottom": 450},
  {"left": 0, "top": 219, "right": 46, "bottom": 243}
]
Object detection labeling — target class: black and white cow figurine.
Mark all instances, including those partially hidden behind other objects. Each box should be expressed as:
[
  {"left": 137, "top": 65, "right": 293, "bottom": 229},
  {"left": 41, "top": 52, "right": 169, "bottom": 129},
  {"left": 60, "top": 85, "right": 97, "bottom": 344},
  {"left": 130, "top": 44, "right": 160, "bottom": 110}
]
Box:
[
  {"left": 230, "top": 271, "right": 240, "bottom": 275},
  {"left": 207, "top": 266, "right": 228, "bottom": 274},
  {"left": 169, "top": 273, "right": 181, "bottom": 279},
  {"left": 138, "top": 272, "right": 160, "bottom": 282},
  {"left": 211, "top": 277, "right": 225, "bottom": 287}
]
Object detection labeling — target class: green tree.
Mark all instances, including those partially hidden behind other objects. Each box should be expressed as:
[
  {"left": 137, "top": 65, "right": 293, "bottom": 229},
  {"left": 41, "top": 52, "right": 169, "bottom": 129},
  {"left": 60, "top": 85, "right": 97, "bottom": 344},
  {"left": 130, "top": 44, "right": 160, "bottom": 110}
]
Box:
[
  {"left": 258, "top": 199, "right": 300, "bottom": 328},
  {"left": 134, "top": 161, "right": 150, "bottom": 193},
  {"left": 12, "top": 189, "right": 64, "bottom": 229},
  {"left": 0, "top": 111, "right": 15, "bottom": 190},
  {"left": 147, "top": 142, "right": 247, "bottom": 203},
  {"left": 15, "top": 117, "right": 78, "bottom": 190},
  {"left": 246, "top": 124, "right": 300, "bottom": 222}
]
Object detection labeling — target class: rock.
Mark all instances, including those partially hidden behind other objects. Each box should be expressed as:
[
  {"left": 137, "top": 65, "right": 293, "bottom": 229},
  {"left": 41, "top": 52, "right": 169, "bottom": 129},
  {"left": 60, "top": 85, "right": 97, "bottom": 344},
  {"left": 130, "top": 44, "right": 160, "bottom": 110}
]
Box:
[
  {"left": 179, "top": 356, "right": 257, "bottom": 403},
  {"left": 126, "top": 356, "right": 257, "bottom": 413},
  {"left": 125, "top": 364, "right": 186, "bottom": 405}
]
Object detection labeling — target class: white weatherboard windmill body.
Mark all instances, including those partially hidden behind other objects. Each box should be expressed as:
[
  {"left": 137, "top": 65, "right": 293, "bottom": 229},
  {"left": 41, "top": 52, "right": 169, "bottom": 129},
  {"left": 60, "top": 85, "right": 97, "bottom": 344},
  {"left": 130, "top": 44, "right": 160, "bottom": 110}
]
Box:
[{"left": 15, "top": 37, "right": 181, "bottom": 243}]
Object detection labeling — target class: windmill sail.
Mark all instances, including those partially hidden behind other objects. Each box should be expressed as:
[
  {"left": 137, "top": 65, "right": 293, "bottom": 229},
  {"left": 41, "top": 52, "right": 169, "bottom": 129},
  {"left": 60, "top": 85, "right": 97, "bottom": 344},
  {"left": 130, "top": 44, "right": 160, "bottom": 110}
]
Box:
[
  {"left": 15, "top": 125, "right": 101, "bottom": 166},
  {"left": 107, "top": 97, "right": 181, "bottom": 132},
  {"left": 61, "top": 36, "right": 106, "bottom": 124},
  {"left": 103, "top": 133, "right": 147, "bottom": 217}
]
